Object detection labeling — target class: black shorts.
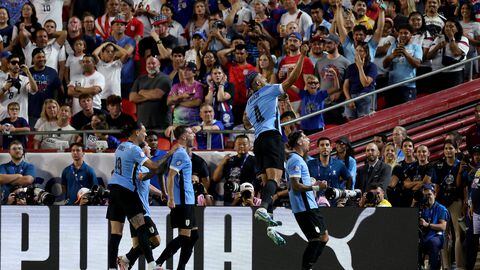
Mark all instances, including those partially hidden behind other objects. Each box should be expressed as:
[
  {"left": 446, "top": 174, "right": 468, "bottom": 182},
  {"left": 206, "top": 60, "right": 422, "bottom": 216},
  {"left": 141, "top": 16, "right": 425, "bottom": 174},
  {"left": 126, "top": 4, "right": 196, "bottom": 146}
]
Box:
[
  {"left": 106, "top": 184, "right": 145, "bottom": 222},
  {"left": 170, "top": 205, "right": 196, "bottom": 229},
  {"left": 253, "top": 130, "right": 285, "bottom": 172},
  {"left": 294, "top": 208, "right": 327, "bottom": 240},
  {"left": 130, "top": 216, "right": 159, "bottom": 238}
]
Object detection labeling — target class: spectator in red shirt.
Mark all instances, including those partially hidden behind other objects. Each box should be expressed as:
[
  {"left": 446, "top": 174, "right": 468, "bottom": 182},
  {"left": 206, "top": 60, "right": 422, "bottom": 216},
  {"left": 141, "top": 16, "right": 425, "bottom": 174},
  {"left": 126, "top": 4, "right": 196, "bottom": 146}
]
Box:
[
  {"left": 218, "top": 44, "right": 256, "bottom": 125},
  {"left": 120, "top": 0, "right": 144, "bottom": 42},
  {"left": 277, "top": 32, "right": 315, "bottom": 111}
]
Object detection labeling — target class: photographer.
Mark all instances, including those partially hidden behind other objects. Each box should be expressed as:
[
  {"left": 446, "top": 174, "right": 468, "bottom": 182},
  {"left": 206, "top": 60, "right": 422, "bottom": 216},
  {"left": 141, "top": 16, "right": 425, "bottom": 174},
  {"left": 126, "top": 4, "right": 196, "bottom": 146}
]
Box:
[
  {"left": 5, "top": 184, "right": 54, "bottom": 205},
  {"left": 417, "top": 184, "right": 448, "bottom": 270},
  {"left": 0, "top": 141, "right": 35, "bottom": 204},
  {"left": 231, "top": 182, "right": 262, "bottom": 207},
  {"left": 61, "top": 143, "right": 98, "bottom": 205},
  {"left": 193, "top": 175, "right": 214, "bottom": 206},
  {"left": 212, "top": 135, "right": 257, "bottom": 205},
  {"left": 5, "top": 186, "right": 28, "bottom": 205},
  {"left": 359, "top": 184, "right": 392, "bottom": 207},
  {"left": 74, "top": 187, "right": 91, "bottom": 206}
]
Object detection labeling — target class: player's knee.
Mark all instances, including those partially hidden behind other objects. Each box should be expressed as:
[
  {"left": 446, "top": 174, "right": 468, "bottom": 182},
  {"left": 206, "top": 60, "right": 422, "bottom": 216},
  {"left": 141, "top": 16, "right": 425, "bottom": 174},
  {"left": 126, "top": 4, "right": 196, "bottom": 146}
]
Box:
[
  {"left": 190, "top": 229, "right": 199, "bottom": 243},
  {"left": 129, "top": 214, "right": 145, "bottom": 229}
]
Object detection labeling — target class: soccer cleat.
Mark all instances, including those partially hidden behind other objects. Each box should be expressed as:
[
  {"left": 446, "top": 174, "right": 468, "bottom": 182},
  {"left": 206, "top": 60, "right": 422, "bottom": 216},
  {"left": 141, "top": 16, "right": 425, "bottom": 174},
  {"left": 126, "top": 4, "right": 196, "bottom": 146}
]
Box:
[
  {"left": 147, "top": 261, "right": 164, "bottom": 270},
  {"left": 254, "top": 208, "right": 282, "bottom": 226},
  {"left": 267, "top": 227, "right": 286, "bottom": 246},
  {"left": 117, "top": 256, "right": 129, "bottom": 270}
]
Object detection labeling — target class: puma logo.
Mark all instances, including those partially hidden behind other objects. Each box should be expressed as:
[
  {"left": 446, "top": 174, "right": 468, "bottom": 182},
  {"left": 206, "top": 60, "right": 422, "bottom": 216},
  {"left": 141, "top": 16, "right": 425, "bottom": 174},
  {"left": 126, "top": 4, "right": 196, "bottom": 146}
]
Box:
[{"left": 274, "top": 208, "right": 377, "bottom": 270}]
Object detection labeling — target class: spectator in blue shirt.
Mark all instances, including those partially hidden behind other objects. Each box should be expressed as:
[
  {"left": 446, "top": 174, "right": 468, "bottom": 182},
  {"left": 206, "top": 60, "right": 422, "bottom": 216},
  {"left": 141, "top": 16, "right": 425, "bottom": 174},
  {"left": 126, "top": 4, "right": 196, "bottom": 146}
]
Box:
[
  {"left": 308, "top": 137, "right": 352, "bottom": 206},
  {"left": 0, "top": 102, "right": 30, "bottom": 149},
  {"left": 343, "top": 42, "right": 378, "bottom": 120},
  {"left": 192, "top": 103, "right": 225, "bottom": 149},
  {"left": 335, "top": 136, "right": 357, "bottom": 187},
  {"left": 61, "top": 143, "right": 98, "bottom": 205},
  {"left": 146, "top": 131, "right": 167, "bottom": 192},
  {"left": 0, "top": 140, "right": 35, "bottom": 203},
  {"left": 383, "top": 24, "right": 422, "bottom": 107},
  {"left": 418, "top": 183, "right": 448, "bottom": 270}
]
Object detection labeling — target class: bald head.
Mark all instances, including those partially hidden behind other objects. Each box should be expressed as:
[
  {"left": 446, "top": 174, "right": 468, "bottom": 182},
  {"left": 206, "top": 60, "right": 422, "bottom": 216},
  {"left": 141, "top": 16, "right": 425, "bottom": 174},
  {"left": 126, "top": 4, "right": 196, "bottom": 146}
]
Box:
[{"left": 365, "top": 143, "right": 380, "bottom": 162}]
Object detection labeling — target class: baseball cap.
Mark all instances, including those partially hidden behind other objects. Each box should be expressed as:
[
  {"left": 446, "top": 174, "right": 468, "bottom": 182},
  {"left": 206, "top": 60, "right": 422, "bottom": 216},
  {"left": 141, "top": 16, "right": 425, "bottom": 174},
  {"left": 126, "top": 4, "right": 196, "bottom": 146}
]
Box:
[
  {"left": 287, "top": 32, "right": 302, "bottom": 41},
  {"left": 335, "top": 136, "right": 351, "bottom": 146},
  {"left": 75, "top": 187, "right": 91, "bottom": 204},
  {"left": 111, "top": 14, "right": 127, "bottom": 25},
  {"left": 121, "top": 0, "right": 134, "bottom": 7},
  {"left": 184, "top": 61, "right": 197, "bottom": 71},
  {"left": 324, "top": 34, "right": 340, "bottom": 44},
  {"left": 422, "top": 183, "right": 435, "bottom": 193},
  {"left": 245, "top": 71, "right": 259, "bottom": 90},
  {"left": 0, "top": 50, "right": 12, "bottom": 59},
  {"left": 152, "top": 14, "right": 169, "bottom": 26},
  {"left": 192, "top": 31, "right": 207, "bottom": 41},
  {"left": 240, "top": 182, "right": 254, "bottom": 193}
]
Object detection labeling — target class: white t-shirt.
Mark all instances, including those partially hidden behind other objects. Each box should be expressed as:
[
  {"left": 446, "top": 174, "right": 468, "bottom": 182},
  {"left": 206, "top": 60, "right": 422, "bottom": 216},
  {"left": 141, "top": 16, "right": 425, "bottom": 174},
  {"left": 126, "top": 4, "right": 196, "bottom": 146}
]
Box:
[
  {"left": 23, "top": 41, "right": 66, "bottom": 71},
  {"left": 280, "top": 10, "right": 313, "bottom": 37},
  {"left": 96, "top": 59, "right": 123, "bottom": 99},
  {"left": 0, "top": 75, "right": 33, "bottom": 121},
  {"left": 170, "top": 20, "right": 187, "bottom": 46},
  {"left": 374, "top": 35, "right": 396, "bottom": 75},
  {"left": 32, "top": 0, "right": 65, "bottom": 30},
  {"left": 429, "top": 35, "right": 469, "bottom": 72},
  {"left": 65, "top": 54, "right": 85, "bottom": 82},
  {"left": 68, "top": 71, "right": 105, "bottom": 114},
  {"left": 222, "top": 6, "right": 252, "bottom": 27},
  {"left": 35, "top": 122, "right": 76, "bottom": 149}
]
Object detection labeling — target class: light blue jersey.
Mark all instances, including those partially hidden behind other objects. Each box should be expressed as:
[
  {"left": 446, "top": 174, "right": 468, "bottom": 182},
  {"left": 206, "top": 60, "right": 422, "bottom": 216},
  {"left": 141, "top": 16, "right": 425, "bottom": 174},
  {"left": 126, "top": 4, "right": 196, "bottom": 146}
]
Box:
[
  {"left": 109, "top": 141, "right": 148, "bottom": 192},
  {"left": 169, "top": 147, "right": 195, "bottom": 205},
  {"left": 246, "top": 83, "right": 283, "bottom": 138},
  {"left": 287, "top": 153, "right": 318, "bottom": 213},
  {"left": 136, "top": 166, "right": 151, "bottom": 216}
]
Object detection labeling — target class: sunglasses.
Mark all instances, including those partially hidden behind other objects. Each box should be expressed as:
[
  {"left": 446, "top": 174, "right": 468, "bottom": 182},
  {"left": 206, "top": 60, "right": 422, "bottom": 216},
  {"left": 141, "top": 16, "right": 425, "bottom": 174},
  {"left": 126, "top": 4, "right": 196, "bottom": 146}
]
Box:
[
  {"left": 308, "top": 81, "right": 319, "bottom": 85},
  {"left": 10, "top": 61, "right": 20, "bottom": 65}
]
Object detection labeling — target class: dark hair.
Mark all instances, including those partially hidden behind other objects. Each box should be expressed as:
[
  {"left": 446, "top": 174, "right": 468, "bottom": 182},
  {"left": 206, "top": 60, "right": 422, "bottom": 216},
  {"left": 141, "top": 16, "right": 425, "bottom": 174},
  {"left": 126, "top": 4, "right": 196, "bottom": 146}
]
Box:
[
  {"left": 355, "top": 41, "right": 371, "bottom": 65},
  {"left": 443, "top": 18, "right": 463, "bottom": 42},
  {"left": 106, "top": 95, "right": 122, "bottom": 106},
  {"left": 82, "top": 11, "right": 95, "bottom": 20},
  {"left": 397, "top": 23, "right": 414, "bottom": 33},
  {"left": 78, "top": 93, "right": 93, "bottom": 101},
  {"left": 310, "top": 1, "right": 323, "bottom": 10},
  {"left": 9, "top": 140, "right": 24, "bottom": 149},
  {"left": 139, "top": 142, "right": 147, "bottom": 149},
  {"left": 235, "top": 44, "right": 247, "bottom": 51},
  {"left": 352, "top": 0, "right": 367, "bottom": 5},
  {"left": 20, "top": 2, "right": 39, "bottom": 25},
  {"left": 234, "top": 134, "right": 250, "bottom": 143},
  {"left": 280, "top": 111, "right": 296, "bottom": 120},
  {"left": 70, "top": 142, "right": 84, "bottom": 150},
  {"left": 444, "top": 139, "right": 458, "bottom": 150},
  {"left": 401, "top": 137, "right": 414, "bottom": 148},
  {"left": 122, "top": 121, "right": 144, "bottom": 137},
  {"left": 367, "top": 184, "right": 384, "bottom": 191},
  {"left": 408, "top": 11, "right": 426, "bottom": 33},
  {"left": 162, "top": 3, "right": 174, "bottom": 12},
  {"left": 459, "top": 3, "right": 476, "bottom": 22},
  {"left": 337, "top": 137, "right": 355, "bottom": 170},
  {"left": 173, "top": 125, "right": 189, "bottom": 139},
  {"left": 83, "top": 54, "right": 97, "bottom": 63},
  {"left": 0, "top": 7, "right": 11, "bottom": 25},
  {"left": 44, "top": 19, "right": 56, "bottom": 28},
  {"left": 34, "top": 28, "right": 48, "bottom": 38},
  {"left": 31, "top": 47, "right": 45, "bottom": 58},
  {"left": 390, "top": 0, "right": 402, "bottom": 14},
  {"left": 101, "top": 43, "right": 117, "bottom": 53},
  {"left": 146, "top": 130, "right": 158, "bottom": 137},
  {"left": 353, "top": 24, "right": 368, "bottom": 34},
  {"left": 199, "top": 51, "right": 219, "bottom": 77},
  {"left": 287, "top": 130, "right": 304, "bottom": 148},
  {"left": 192, "top": 0, "right": 210, "bottom": 21},
  {"left": 317, "top": 136, "right": 331, "bottom": 145},
  {"left": 7, "top": 54, "right": 21, "bottom": 63},
  {"left": 374, "top": 133, "right": 387, "bottom": 144},
  {"left": 172, "top": 46, "right": 185, "bottom": 56}
]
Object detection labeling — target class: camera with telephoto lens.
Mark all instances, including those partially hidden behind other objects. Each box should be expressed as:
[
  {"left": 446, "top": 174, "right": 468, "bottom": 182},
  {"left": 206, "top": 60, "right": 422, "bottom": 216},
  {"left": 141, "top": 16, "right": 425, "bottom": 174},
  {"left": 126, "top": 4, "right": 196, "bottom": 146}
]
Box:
[
  {"left": 87, "top": 185, "right": 110, "bottom": 205},
  {"left": 413, "top": 189, "right": 428, "bottom": 207},
  {"left": 325, "top": 187, "right": 362, "bottom": 200},
  {"left": 224, "top": 181, "right": 240, "bottom": 193},
  {"left": 13, "top": 185, "right": 55, "bottom": 205},
  {"left": 193, "top": 182, "right": 206, "bottom": 196}
]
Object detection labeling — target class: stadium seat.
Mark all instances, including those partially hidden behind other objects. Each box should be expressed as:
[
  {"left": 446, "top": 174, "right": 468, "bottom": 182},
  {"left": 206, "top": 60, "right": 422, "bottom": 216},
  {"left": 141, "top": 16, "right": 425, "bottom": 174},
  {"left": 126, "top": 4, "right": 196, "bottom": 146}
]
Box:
[{"left": 121, "top": 99, "right": 137, "bottom": 120}]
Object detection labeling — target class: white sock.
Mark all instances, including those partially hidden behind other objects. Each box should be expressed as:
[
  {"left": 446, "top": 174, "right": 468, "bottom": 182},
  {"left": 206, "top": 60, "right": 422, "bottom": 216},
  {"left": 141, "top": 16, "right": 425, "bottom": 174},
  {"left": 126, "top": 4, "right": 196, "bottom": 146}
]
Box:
[{"left": 147, "top": 261, "right": 157, "bottom": 270}]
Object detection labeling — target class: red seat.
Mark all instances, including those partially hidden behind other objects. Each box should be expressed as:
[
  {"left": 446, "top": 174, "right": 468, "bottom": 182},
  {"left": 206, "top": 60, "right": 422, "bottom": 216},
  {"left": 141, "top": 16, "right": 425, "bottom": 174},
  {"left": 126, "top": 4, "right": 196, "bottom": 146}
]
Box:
[
  {"left": 121, "top": 99, "right": 137, "bottom": 120},
  {"left": 157, "top": 137, "right": 171, "bottom": 151}
]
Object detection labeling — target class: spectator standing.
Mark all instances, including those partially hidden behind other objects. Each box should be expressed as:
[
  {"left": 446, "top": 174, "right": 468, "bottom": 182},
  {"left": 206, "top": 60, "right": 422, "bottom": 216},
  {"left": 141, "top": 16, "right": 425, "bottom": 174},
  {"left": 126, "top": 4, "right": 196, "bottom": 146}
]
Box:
[
  {"left": 105, "top": 95, "right": 136, "bottom": 131},
  {"left": 0, "top": 55, "right": 38, "bottom": 122},
  {"left": 28, "top": 48, "right": 62, "bottom": 126},
  {"left": 68, "top": 54, "right": 105, "bottom": 115},
  {"left": 278, "top": 0, "right": 313, "bottom": 37},
  {"left": 355, "top": 143, "right": 392, "bottom": 192},
  {"left": 95, "top": 0, "right": 120, "bottom": 40},
  {"left": 129, "top": 55, "right": 172, "bottom": 130},
  {"left": 0, "top": 7, "right": 15, "bottom": 51},
  {"left": 120, "top": 0, "right": 144, "bottom": 42},
  {"left": 335, "top": 137, "right": 357, "bottom": 187},
  {"left": 61, "top": 143, "right": 98, "bottom": 205},
  {"left": 31, "top": 0, "right": 64, "bottom": 30},
  {"left": 161, "top": 3, "right": 188, "bottom": 47},
  {"left": 466, "top": 104, "right": 480, "bottom": 150},
  {"left": 204, "top": 65, "right": 234, "bottom": 130}
]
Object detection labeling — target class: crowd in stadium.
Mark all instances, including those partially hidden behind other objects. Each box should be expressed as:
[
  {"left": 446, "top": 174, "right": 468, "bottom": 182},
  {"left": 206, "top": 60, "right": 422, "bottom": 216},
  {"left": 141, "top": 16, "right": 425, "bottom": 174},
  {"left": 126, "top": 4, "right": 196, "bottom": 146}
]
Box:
[{"left": 0, "top": 0, "right": 480, "bottom": 268}]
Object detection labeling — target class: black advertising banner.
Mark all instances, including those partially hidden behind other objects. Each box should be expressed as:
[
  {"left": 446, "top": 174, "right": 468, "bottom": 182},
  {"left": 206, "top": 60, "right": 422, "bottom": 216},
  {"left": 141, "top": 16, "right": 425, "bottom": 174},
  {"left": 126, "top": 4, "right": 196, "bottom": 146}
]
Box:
[{"left": 0, "top": 206, "right": 418, "bottom": 270}]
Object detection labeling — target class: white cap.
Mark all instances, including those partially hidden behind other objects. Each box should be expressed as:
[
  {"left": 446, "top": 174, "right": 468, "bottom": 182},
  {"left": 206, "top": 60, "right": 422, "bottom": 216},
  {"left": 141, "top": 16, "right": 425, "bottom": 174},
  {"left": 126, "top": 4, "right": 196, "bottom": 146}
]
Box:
[
  {"left": 240, "top": 182, "right": 254, "bottom": 193},
  {"left": 75, "top": 187, "right": 90, "bottom": 204}
]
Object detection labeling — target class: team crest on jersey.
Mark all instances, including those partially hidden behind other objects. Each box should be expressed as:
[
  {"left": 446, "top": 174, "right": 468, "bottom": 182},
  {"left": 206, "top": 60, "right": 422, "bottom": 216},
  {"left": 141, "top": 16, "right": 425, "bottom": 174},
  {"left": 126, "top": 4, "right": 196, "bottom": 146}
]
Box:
[
  {"left": 185, "top": 219, "right": 190, "bottom": 226},
  {"left": 140, "top": 152, "right": 145, "bottom": 157},
  {"left": 149, "top": 226, "right": 155, "bottom": 234},
  {"left": 294, "top": 165, "right": 300, "bottom": 172},
  {"left": 176, "top": 160, "right": 182, "bottom": 166}
]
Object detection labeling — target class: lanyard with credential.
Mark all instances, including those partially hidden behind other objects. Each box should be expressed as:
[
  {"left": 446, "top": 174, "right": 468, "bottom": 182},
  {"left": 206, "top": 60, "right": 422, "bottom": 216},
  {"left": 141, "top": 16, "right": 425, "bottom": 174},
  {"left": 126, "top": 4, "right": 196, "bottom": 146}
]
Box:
[{"left": 71, "top": 164, "right": 84, "bottom": 186}]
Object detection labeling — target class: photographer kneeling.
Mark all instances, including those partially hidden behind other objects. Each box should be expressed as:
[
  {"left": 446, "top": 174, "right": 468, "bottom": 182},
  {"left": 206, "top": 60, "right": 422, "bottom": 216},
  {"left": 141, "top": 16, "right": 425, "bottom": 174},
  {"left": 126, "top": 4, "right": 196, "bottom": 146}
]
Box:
[
  {"left": 73, "top": 186, "right": 109, "bottom": 206},
  {"left": 6, "top": 185, "right": 54, "bottom": 205},
  {"left": 417, "top": 183, "right": 448, "bottom": 270},
  {"left": 359, "top": 184, "right": 392, "bottom": 207},
  {"left": 231, "top": 182, "right": 262, "bottom": 207}
]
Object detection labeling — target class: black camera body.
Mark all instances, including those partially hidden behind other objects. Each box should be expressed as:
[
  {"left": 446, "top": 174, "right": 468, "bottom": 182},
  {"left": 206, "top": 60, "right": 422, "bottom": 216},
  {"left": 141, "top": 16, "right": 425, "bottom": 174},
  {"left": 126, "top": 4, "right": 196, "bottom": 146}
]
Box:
[
  {"left": 241, "top": 189, "right": 252, "bottom": 200},
  {"left": 224, "top": 181, "right": 240, "bottom": 193},
  {"left": 87, "top": 185, "right": 110, "bottom": 205},
  {"left": 14, "top": 185, "right": 55, "bottom": 205},
  {"left": 325, "top": 187, "right": 362, "bottom": 200},
  {"left": 193, "top": 182, "right": 206, "bottom": 196},
  {"left": 365, "top": 191, "right": 380, "bottom": 206},
  {"left": 6, "top": 76, "right": 21, "bottom": 91}
]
